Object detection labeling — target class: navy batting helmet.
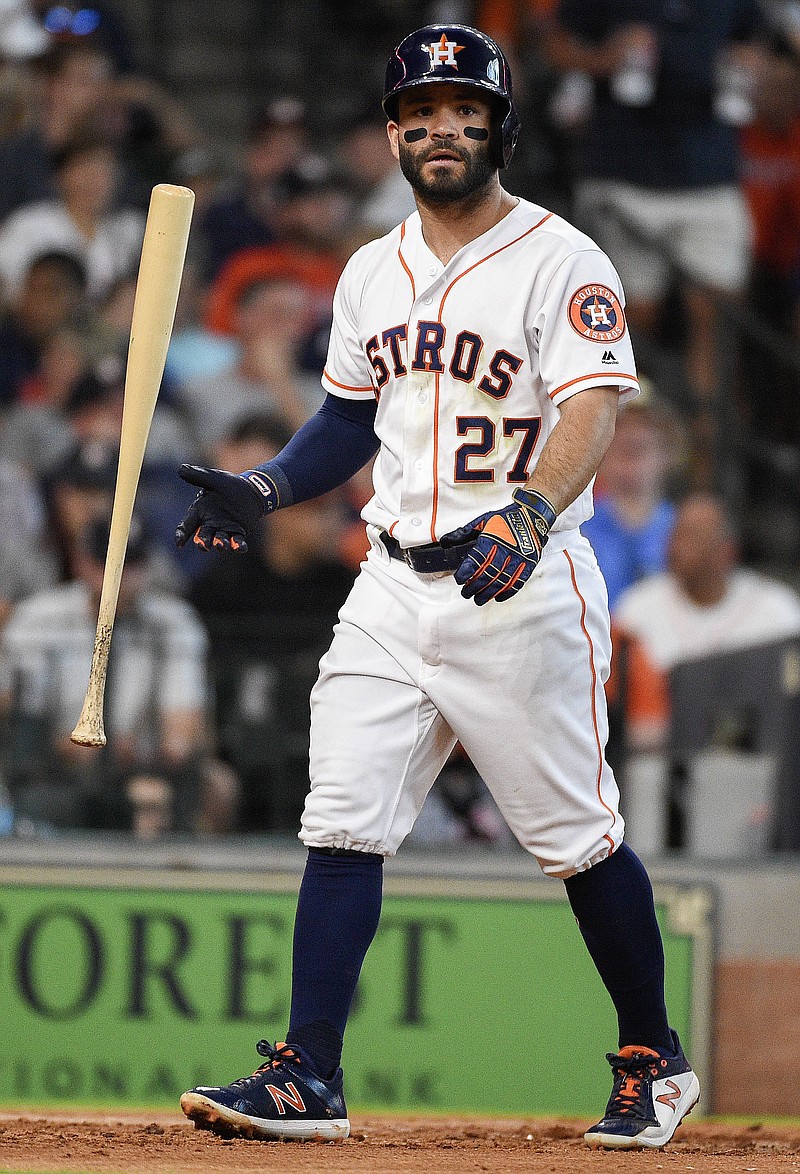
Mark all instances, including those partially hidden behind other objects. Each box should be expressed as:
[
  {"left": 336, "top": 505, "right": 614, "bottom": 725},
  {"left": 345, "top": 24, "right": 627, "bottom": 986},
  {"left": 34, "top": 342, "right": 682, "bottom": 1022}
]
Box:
[{"left": 382, "top": 25, "right": 520, "bottom": 169}]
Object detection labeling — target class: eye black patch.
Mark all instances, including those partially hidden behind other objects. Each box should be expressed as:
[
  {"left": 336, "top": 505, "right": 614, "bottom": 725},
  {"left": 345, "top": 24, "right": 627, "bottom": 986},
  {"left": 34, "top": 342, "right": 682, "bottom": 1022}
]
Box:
[
  {"left": 403, "top": 127, "right": 427, "bottom": 142},
  {"left": 464, "top": 126, "right": 489, "bottom": 140}
]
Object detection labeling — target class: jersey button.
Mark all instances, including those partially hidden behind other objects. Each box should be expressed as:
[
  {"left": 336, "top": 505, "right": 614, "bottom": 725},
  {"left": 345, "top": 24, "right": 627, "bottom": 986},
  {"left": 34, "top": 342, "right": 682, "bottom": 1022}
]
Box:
[
  {"left": 415, "top": 458, "right": 423, "bottom": 469},
  {"left": 412, "top": 517, "right": 422, "bottom": 526},
  {"left": 423, "top": 296, "right": 433, "bottom": 305},
  {"left": 417, "top": 392, "right": 428, "bottom": 404},
  {"left": 428, "top": 266, "right": 438, "bottom": 276}
]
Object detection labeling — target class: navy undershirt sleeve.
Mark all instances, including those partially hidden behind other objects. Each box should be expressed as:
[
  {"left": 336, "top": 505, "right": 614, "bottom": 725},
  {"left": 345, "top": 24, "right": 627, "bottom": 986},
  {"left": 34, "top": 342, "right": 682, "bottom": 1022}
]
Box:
[{"left": 258, "top": 393, "right": 379, "bottom": 506}]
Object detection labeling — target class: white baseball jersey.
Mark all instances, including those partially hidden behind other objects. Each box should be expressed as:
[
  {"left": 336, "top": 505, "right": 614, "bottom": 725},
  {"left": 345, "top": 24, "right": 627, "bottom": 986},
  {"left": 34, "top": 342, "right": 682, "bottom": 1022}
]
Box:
[
  {"left": 302, "top": 197, "right": 636, "bottom": 876},
  {"left": 322, "top": 197, "right": 639, "bottom": 546}
]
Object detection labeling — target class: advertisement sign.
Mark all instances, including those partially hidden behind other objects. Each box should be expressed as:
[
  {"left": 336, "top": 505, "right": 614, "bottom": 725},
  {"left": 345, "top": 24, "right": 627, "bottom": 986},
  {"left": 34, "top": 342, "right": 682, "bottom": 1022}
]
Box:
[{"left": 0, "top": 867, "right": 712, "bottom": 1116}]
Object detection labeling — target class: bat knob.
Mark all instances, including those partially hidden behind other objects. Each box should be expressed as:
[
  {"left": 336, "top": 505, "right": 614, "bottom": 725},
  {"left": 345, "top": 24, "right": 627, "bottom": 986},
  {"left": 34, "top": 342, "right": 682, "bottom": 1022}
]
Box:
[
  {"left": 70, "top": 651, "right": 109, "bottom": 746},
  {"left": 70, "top": 732, "right": 106, "bottom": 748},
  {"left": 70, "top": 717, "right": 107, "bottom": 748}
]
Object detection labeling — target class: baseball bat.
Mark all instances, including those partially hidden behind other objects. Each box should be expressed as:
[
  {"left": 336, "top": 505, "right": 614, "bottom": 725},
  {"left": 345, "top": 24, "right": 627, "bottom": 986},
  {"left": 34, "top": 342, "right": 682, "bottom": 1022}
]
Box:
[{"left": 70, "top": 183, "right": 195, "bottom": 747}]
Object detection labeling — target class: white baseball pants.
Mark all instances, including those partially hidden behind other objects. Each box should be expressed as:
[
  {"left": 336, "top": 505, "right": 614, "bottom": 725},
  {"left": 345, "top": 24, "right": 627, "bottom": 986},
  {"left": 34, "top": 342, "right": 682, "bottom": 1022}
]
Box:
[{"left": 300, "top": 526, "right": 624, "bottom": 877}]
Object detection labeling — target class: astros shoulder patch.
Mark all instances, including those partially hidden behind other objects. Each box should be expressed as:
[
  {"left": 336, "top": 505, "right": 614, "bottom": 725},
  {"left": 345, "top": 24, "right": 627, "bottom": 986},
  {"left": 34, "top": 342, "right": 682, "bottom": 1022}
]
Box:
[{"left": 568, "top": 284, "right": 626, "bottom": 343}]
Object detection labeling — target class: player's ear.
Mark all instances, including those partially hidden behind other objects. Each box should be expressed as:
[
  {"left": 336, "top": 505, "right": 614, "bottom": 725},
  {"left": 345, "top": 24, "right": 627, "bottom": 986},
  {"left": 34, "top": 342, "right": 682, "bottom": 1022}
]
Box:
[{"left": 386, "top": 120, "right": 400, "bottom": 161}]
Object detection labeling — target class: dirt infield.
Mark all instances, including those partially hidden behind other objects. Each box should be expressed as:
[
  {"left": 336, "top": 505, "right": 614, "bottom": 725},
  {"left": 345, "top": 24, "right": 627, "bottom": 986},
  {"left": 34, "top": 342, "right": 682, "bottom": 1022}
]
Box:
[{"left": 1, "top": 1111, "right": 800, "bottom": 1174}]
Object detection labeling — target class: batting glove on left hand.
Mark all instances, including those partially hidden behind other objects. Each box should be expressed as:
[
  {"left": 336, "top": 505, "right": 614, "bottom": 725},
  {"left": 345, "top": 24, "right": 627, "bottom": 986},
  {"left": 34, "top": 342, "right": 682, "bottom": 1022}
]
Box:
[
  {"left": 440, "top": 488, "right": 557, "bottom": 605},
  {"left": 175, "top": 464, "right": 282, "bottom": 553}
]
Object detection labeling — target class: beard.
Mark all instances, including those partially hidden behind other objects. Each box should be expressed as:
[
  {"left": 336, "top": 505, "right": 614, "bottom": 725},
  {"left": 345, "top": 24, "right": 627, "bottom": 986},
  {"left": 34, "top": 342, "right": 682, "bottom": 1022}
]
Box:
[{"left": 398, "top": 139, "right": 495, "bottom": 206}]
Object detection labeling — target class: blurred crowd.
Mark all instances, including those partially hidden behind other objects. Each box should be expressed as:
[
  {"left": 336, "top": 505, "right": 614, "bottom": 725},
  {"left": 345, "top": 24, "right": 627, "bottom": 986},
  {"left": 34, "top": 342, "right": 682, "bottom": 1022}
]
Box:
[{"left": 1, "top": 0, "right": 800, "bottom": 850}]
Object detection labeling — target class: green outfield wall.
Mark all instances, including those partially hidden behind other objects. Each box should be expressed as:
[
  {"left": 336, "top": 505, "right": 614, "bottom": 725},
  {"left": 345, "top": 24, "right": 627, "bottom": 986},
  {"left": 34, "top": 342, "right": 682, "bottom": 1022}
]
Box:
[{"left": 0, "top": 866, "right": 713, "bottom": 1117}]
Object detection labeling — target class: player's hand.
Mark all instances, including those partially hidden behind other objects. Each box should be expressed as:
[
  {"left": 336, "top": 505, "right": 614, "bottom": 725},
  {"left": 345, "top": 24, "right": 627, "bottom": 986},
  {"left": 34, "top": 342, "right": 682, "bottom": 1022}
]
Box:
[
  {"left": 439, "top": 488, "right": 557, "bottom": 605},
  {"left": 175, "top": 464, "right": 278, "bottom": 552}
]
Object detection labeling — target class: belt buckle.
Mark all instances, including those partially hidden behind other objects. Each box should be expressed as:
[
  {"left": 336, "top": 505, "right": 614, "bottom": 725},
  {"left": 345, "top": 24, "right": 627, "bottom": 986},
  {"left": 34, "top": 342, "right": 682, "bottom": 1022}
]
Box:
[{"left": 403, "top": 547, "right": 415, "bottom": 569}]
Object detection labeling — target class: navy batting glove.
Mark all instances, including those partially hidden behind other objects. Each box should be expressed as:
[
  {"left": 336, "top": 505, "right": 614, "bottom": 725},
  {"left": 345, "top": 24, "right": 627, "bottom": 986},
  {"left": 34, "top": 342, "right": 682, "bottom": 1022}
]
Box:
[
  {"left": 175, "top": 464, "right": 283, "bottom": 552},
  {"left": 440, "top": 488, "right": 557, "bottom": 605}
]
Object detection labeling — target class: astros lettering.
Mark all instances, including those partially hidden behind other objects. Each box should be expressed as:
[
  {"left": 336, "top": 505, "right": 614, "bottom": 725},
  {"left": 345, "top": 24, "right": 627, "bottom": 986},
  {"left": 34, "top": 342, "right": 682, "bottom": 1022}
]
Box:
[{"left": 365, "top": 321, "right": 523, "bottom": 396}]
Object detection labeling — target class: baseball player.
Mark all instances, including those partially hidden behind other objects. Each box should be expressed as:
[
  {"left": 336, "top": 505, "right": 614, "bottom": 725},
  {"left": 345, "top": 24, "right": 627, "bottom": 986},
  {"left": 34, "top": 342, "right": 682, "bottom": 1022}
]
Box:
[{"left": 177, "top": 25, "right": 699, "bottom": 1150}]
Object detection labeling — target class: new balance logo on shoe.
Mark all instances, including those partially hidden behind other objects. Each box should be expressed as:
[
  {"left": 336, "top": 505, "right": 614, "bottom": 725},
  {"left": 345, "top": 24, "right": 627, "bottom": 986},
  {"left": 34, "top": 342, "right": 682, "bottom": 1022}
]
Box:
[
  {"left": 656, "top": 1080, "right": 683, "bottom": 1111},
  {"left": 267, "top": 1082, "right": 306, "bottom": 1115},
  {"left": 601, "top": 350, "right": 618, "bottom": 364}
]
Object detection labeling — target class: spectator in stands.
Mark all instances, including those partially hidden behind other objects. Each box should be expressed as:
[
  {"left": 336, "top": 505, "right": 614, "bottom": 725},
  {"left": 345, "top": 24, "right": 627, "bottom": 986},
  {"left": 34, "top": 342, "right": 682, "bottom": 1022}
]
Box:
[
  {"left": 739, "top": 48, "right": 800, "bottom": 443},
  {"left": 6, "top": 39, "right": 112, "bottom": 211},
  {"left": 64, "top": 358, "right": 185, "bottom": 462},
  {"left": 0, "top": 325, "right": 188, "bottom": 492},
  {"left": 202, "top": 168, "right": 349, "bottom": 344},
  {"left": 36, "top": 38, "right": 107, "bottom": 133},
  {"left": 0, "top": 32, "right": 203, "bottom": 218},
  {"left": 0, "top": 511, "right": 239, "bottom": 836},
  {"left": 0, "top": 62, "right": 53, "bottom": 222},
  {"left": 547, "top": 2, "right": 765, "bottom": 472},
  {"left": 611, "top": 491, "right": 800, "bottom": 751},
  {"left": 475, "top": 0, "right": 579, "bottom": 212},
  {"left": 0, "top": 328, "right": 89, "bottom": 476},
  {"left": 741, "top": 51, "right": 800, "bottom": 313},
  {"left": 164, "top": 258, "right": 240, "bottom": 387},
  {"left": 0, "top": 456, "right": 56, "bottom": 627},
  {"left": 83, "top": 280, "right": 192, "bottom": 459},
  {"left": 198, "top": 97, "right": 324, "bottom": 281},
  {"left": 29, "top": 0, "right": 137, "bottom": 76},
  {"left": 42, "top": 436, "right": 116, "bottom": 578},
  {"left": 189, "top": 412, "right": 355, "bottom": 831},
  {"left": 0, "top": 135, "right": 145, "bottom": 302},
  {"left": 180, "top": 275, "right": 325, "bottom": 456},
  {"left": 27, "top": 276, "right": 197, "bottom": 583},
  {"left": 63, "top": 355, "right": 194, "bottom": 583},
  {"left": 582, "top": 385, "right": 685, "bottom": 611},
  {"left": 96, "top": 69, "right": 205, "bottom": 208},
  {"left": 338, "top": 106, "right": 415, "bottom": 237},
  {"left": 0, "top": 250, "right": 87, "bottom": 406}
]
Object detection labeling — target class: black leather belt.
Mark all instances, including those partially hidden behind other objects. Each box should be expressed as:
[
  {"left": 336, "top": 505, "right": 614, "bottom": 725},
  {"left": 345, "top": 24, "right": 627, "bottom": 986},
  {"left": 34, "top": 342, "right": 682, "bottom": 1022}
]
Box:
[{"left": 380, "top": 531, "right": 473, "bottom": 573}]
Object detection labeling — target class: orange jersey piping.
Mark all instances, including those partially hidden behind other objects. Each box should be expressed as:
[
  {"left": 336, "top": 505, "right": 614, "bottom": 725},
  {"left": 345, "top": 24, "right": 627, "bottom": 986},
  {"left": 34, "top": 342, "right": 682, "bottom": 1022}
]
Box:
[
  {"left": 548, "top": 372, "right": 638, "bottom": 401},
  {"left": 564, "top": 548, "right": 618, "bottom": 850},
  {"left": 322, "top": 368, "right": 375, "bottom": 394},
  {"left": 397, "top": 220, "right": 416, "bottom": 301}
]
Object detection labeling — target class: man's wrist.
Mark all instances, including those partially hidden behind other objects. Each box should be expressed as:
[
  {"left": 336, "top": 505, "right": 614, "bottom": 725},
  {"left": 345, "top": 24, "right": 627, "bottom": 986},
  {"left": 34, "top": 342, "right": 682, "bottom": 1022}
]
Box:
[
  {"left": 511, "top": 487, "right": 558, "bottom": 546},
  {"left": 241, "top": 461, "right": 294, "bottom": 514}
]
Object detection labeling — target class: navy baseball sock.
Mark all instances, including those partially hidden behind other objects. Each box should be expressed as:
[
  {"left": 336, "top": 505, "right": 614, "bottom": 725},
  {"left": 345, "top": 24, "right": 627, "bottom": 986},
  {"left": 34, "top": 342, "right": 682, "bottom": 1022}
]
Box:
[
  {"left": 286, "top": 847, "right": 383, "bottom": 1080},
  {"left": 563, "top": 842, "right": 673, "bottom": 1053}
]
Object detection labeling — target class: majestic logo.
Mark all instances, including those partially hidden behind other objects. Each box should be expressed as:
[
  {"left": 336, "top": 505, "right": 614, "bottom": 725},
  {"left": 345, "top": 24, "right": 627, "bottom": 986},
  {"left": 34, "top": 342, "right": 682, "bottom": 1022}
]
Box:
[
  {"left": 568, "top": 285, "right": 626, "bottom": 343},
  {"left": 601, "top": 349, "right": 618, "bottom": 364},
  {"left": 425, "top": 34, "right": 465, "bottom": 69}
]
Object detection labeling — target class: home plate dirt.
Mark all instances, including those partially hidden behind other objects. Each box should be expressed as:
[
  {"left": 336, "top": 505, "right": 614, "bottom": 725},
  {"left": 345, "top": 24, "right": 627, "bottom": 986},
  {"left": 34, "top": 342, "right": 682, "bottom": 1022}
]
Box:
[{"left": 1, "top": 1111, "right": 799, "bottom": 1173}]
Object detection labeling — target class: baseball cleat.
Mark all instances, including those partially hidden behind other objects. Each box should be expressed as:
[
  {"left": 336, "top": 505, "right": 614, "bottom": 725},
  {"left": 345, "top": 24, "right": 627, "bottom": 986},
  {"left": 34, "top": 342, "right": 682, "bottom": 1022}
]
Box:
[
  {"left": 584, "top": 1029, "right": 700, "bottom": 1149},
  {"left": 180, "top": 1039, "right": 350, "bottom": 1141}
]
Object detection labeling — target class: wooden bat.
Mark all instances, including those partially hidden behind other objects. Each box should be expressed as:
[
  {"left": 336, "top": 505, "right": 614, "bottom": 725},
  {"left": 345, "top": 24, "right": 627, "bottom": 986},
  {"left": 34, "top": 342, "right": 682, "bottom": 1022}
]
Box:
[{"left": 70, "top": 183, "right": 195, "bottom": 746}]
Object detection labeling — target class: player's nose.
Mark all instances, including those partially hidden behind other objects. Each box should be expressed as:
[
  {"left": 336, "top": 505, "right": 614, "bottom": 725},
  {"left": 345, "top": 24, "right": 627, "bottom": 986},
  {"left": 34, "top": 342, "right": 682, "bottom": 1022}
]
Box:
[{"left": 430, "top": 111, "right": 459, "bottom": 138}]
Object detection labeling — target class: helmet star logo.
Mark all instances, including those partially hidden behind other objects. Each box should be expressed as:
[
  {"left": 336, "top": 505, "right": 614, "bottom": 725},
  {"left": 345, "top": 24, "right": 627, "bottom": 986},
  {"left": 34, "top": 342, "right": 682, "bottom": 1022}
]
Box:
[{"left": 426, "top": 34, "right": 465, "bottom": 69}]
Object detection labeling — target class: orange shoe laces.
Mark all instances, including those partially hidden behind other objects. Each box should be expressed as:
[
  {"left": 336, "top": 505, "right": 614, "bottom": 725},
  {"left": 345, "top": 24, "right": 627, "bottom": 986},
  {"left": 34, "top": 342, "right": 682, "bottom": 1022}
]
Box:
[{"left": 607, "top": 1046, "right": 662, "bottom": 1117}]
